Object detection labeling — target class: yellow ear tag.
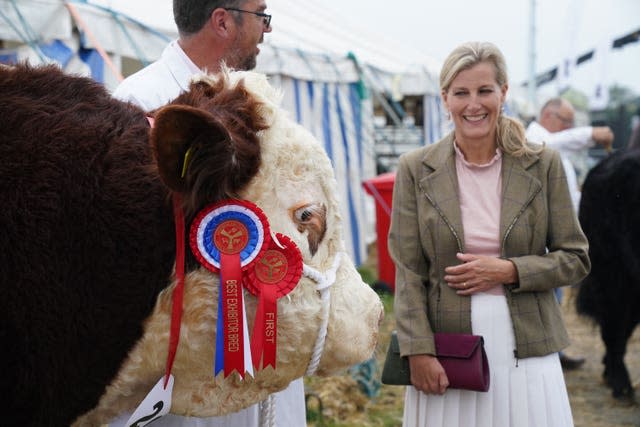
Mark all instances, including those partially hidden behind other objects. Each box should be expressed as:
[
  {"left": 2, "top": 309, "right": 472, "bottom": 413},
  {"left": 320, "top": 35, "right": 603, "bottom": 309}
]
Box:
[{"left": 181, "top": 147, "right": 193, "bottom": 178}]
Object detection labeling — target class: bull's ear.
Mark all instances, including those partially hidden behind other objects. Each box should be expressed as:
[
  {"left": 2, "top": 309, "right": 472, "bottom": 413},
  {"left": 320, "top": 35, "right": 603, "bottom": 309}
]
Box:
[{"left": 151, "top": 104, "right": 229, "bottom": 192}]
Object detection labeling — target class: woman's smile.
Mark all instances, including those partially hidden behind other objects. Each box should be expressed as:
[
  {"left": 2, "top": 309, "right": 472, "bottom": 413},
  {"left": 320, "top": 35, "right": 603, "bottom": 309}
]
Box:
[{"left": 463, "top": 113, "right": 488, "bottom": 122}]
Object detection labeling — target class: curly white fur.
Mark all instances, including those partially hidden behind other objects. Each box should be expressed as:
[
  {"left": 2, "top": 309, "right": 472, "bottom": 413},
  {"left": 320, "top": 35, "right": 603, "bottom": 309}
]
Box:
[{"left": 73, "top": 70, "right": 383, "bottom": 425}]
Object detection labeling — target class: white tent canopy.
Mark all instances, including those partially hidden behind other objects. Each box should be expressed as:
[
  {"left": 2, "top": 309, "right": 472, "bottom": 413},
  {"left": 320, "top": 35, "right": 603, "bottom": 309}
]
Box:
[
  {"left": 1, "top": 0, "right": 443, "bottom": 88},
  {"left": 0, "top": 0, "right": 447, "bottom": 265}
]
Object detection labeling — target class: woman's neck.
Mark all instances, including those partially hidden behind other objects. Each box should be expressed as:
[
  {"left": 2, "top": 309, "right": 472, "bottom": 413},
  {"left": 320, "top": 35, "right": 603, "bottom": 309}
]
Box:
[{"left": 454, "top": 136, "right": 498, "bottom": 164}]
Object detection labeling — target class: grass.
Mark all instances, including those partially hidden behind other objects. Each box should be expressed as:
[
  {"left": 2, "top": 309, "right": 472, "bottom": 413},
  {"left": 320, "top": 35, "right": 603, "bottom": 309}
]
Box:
[{"left": 305, "top": 263, "right": 404, "bottom": 426}]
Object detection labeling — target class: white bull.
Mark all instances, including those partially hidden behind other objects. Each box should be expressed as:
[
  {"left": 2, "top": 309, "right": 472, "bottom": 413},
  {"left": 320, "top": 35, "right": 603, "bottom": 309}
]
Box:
[{"left": 73, "top": 70, "right": 384, "bottom": 424}]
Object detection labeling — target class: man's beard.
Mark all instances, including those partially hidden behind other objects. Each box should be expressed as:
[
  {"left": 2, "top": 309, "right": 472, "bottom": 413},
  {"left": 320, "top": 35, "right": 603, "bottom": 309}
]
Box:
[
  {"left": 224, "top": 50, "right": 257, "bottom": 71},
  {"left": 226, "top": 36, "right": 258, "bottom": 71},
  {"left": 238, "top": 54, "right": 257, "bottom": 71}
]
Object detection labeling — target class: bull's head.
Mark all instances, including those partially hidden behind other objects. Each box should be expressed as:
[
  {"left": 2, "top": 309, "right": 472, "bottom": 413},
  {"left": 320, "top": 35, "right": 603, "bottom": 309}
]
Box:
[{"left": 77, "top": 70, "right": 383, "bottom": 423}]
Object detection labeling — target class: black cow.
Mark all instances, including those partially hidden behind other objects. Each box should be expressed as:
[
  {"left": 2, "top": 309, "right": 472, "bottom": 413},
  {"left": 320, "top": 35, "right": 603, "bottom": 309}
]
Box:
[{"left": 577, "top": 147, "right": 640, "bottom": 399}]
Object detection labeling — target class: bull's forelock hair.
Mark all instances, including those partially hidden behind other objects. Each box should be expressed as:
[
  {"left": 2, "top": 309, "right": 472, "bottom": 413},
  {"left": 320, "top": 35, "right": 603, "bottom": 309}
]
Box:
[
  {"left": 173, "top": 0, "right": 243, "bottom": 35},
  {"left": 169, "top": 71, "right": 269, "bottom": 219}
]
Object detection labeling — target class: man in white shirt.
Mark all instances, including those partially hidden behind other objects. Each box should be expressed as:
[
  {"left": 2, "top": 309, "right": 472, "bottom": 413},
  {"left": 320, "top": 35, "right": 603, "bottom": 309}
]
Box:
[
  {"left": 111, "top": 1, "right": 306, "bottom": 426},
  {"left": 114, "top": 0, "right": 271, "bottom": 110},
  {"left": 526, "top": 97, "right": 614, "bottom": 210},
  {"left": 526, "top": 97, "right": 614, "bottom": 371}
]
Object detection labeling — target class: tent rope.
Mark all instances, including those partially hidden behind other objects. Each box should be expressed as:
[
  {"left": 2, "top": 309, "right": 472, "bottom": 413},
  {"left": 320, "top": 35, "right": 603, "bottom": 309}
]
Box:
[
  {"left": 64, "top": 2, "right": 123, "bottom": 82},
  {"left": 6, "top": 0, "right": 46, "bottom": 62}
]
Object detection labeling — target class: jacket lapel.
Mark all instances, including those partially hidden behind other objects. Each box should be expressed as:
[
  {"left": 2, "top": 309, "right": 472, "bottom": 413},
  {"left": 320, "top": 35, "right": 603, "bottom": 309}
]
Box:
[
  {"left": 418, "top": 135, "right": 465, "bottom": 249},
  {"left": 499, "top": 152, "right": 542, "bottom": 244}
]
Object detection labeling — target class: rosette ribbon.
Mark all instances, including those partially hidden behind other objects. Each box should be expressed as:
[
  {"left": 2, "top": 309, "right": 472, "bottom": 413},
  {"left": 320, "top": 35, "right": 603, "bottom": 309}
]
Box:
[
  {"left": 245, "top": 233, "right": 302, "bottom": 370},
  {"left": 190, "top": 200, "right": 270, "bottom": 379}
]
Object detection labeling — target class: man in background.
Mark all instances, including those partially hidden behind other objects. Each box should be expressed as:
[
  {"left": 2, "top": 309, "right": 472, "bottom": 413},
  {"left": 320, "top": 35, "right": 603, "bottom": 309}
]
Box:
[
  {"left": 526, "top": 97, "right": 614, "bottom": 209},
  {"left": 526, "top": 97, "right": 614, "bottom": 370},
  {"left": 112, "top": 1, "right": 306, "bottom": 426},
  {"left": 114, "top": 0, "right": 271, "bottom": 110}
]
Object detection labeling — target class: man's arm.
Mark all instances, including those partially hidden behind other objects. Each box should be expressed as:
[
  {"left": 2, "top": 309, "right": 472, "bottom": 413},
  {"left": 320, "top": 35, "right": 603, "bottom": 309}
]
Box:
[{"left": 544, "top": 126, "right": 613, "bottom": 152}]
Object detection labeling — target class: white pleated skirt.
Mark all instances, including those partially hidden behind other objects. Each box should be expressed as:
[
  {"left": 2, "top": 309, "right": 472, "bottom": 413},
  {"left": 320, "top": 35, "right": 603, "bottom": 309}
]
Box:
[{"left": 403, "top": 292, "right": 574, "bottom": 427}]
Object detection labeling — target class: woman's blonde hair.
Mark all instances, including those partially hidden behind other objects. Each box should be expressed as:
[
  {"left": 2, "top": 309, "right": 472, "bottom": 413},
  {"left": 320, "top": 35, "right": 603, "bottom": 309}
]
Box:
[{"left": 440, "top": 41, "right": 541, "bottom": 157}]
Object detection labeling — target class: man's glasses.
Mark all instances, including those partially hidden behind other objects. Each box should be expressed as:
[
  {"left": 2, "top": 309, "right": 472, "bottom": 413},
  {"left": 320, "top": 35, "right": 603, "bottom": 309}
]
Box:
[{"left": 225, "top": 8, "right": 272, "bottom": 28}]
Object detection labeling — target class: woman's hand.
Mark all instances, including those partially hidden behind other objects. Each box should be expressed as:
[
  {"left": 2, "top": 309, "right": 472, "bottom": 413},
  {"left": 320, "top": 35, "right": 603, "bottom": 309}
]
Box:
[
  {"left": 408, "top": 354, "right": 449, "bottom": 394},
  {"left": 444, "top": 252, "right": 517, "bottom": 295}
]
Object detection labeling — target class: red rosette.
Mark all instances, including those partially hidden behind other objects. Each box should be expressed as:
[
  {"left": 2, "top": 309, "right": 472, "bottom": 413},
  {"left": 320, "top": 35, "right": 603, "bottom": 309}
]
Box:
[
  {"left": 244, "top": 233, "right": 303, "bottom": 297},
  {"left": 245, "top": 233, "right": 303, "bottom": 369}
]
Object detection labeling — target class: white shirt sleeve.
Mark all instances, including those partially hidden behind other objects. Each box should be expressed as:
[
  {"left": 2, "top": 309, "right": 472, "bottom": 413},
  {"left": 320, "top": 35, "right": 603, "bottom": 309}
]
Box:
[
  {"left": 540, "top": 127, "right": 595, "bottom": 153},
  {"left": 525, "top": 121, "right": 594, "bottom": 153}
]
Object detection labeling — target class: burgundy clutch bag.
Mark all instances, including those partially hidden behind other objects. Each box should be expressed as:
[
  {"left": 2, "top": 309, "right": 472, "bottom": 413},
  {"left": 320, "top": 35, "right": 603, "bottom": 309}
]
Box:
[
  {"left": 381, "top": 331, "right": 490, "bottom": 392},
  {"left": 434, "top": 332, "right": 490, "bottom": 392}
]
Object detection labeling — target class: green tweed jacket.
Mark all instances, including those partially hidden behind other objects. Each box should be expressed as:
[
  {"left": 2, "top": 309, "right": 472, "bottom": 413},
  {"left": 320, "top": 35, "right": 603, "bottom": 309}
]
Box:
[{"left": 389, "top": 133, "right": 591, "bottom": 360}]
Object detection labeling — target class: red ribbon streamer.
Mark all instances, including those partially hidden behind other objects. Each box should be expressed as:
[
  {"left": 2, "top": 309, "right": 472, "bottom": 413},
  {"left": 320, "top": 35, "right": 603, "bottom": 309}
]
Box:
[
  {"left": 251, "top": 285, "right": 278, "bottom": 369},
  {"left": 165, "top": 193, "right": 185, "bottom": 388},
  {"left": 248, "top": 237, "right": 302, "bottom": 370},
  {"left": 220, "top": 252, "right": 245, "bottom": 378}
]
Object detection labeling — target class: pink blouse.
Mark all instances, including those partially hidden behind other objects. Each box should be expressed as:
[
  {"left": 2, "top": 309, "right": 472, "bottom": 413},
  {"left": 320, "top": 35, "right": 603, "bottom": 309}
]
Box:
[{"left": 454, "top": 143, "right": 505, "bottom": 295}]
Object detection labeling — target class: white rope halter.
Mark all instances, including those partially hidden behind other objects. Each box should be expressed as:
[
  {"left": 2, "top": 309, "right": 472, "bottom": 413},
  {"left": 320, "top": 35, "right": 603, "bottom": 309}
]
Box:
[
  {"left": 259, "top": 394, "right": 276, "bottom": 427},
  {"left": 303, "top": 251, "right": 343, "bottom": 376}
]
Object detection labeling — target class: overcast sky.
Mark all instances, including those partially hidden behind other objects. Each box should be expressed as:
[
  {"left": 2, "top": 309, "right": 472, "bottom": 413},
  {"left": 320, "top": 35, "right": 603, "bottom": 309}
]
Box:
[
  {"left": 99, "top": 0, "right": 640, "bottom": 99},
  {"left": 316, "top": 0, "right": 640, "bottom": 97}
]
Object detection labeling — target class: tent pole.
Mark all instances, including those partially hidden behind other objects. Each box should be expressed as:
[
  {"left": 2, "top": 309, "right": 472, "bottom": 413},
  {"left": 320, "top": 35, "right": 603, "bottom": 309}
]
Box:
[
  {"left": 527, "top": 0, "right": 537, "bottom": 111},
  {"left": 65, "top": 2, "right": 123, "bottom": 82}
]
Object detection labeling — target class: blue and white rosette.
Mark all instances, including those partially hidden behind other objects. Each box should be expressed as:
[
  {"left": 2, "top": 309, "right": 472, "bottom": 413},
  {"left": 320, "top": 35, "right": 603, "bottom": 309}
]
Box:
[
  {"left": 191, "top": 201, "right": 269, "bottom": 272},
  {"left": 190, "top": 200, "right": 271, "bottom": 378}
]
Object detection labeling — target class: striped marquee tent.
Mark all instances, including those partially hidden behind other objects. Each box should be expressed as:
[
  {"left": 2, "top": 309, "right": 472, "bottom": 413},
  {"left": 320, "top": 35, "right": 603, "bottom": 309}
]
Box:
[{"left": 0, "top": 0, "right": 446, "bottom": 265}]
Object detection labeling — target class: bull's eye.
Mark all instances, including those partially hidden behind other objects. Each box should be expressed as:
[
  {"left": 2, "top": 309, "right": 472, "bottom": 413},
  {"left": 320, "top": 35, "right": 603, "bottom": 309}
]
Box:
[
  {"left": 295, "top": 207, "right": 313, "bottom": 222},
  {"left": 291, "top": 203, "right": 327, "bottom": 256}
]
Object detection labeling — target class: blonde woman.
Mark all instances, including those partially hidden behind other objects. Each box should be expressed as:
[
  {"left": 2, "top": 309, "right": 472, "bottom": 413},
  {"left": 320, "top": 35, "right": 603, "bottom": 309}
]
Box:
[{"left": 389, "top": 41, "right": 590, "bottom": 427}]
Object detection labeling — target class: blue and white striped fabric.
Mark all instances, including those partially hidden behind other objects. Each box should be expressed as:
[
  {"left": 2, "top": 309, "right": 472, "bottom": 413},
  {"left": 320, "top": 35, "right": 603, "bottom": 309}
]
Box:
[
  {"left": 276, "top": 76, "right": 377, "bottom": 266},
  {"left": 423, "top": 94, "right": 446, "bottom": 145},
  {"left": 0, "top": 39, "right": 105, "bottom": 83}
]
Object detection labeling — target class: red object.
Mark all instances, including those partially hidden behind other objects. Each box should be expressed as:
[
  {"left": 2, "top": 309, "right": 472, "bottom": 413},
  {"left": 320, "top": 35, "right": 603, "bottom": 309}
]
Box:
[
  {"left": 165, "top": 193, "right": 185, "bottom": 388},
  {"left": 246, "top": 233, "right": 302, "bottom": 370},
  {"left": 435, "top": 333, "right": 490, "bottom": 392},
  {"left": 362, "top": 172, "right": 396, "bottom": 292},
  {"left": 220, "top": 251, "right": 245, "bottom": 378}
]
